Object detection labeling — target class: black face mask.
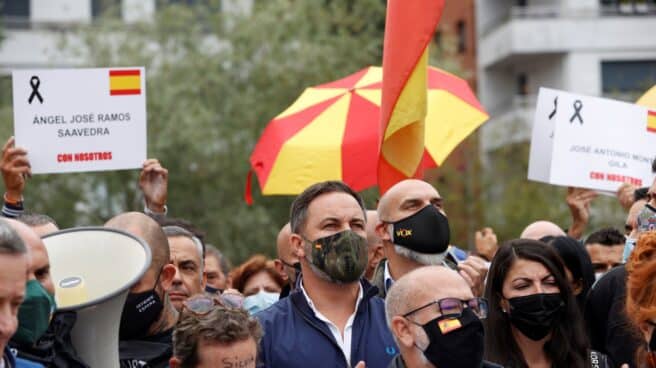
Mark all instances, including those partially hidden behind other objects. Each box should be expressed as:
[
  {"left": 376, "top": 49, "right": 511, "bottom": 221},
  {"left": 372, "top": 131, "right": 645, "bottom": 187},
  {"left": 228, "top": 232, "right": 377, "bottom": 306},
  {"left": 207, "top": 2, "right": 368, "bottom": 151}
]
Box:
[
  {"left": 119, "top": 272, "right": 164, "bottom": 341},
  {"left": 204, "top": 285, "right": 222, "bottom": 294},
  {"left": 414, "top": 308, "right": 485, "bottom": 368},
  {"left": 391, "top": 205, "right": 450, "bottom": 254},
  {"left": 506, "top": 293, "right": 564, "bottom": 341}
]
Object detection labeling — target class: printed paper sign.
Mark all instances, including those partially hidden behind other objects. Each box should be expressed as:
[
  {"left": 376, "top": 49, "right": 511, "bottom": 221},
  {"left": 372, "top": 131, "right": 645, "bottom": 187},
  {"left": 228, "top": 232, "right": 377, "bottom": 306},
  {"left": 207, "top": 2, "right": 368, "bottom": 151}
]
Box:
[
  {"left": 12, "top": 67, "right": 147, "bottom": 174},
  {"left": 529, "top": 87, "right": 655, "bottom": 192}
]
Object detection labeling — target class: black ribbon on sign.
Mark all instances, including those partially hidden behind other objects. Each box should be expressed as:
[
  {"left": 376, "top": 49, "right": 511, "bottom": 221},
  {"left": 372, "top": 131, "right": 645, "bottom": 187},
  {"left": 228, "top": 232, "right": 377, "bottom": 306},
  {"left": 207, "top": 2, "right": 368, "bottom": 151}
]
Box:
[
  {"left": 570, "top": 99, "right": 583, "bottom": 124},
  {"left": 548, "top": 96, "right": 558, "bottom": 120},
  {"left": 28, "top": 76, "right": 43, "bottom": 104}
]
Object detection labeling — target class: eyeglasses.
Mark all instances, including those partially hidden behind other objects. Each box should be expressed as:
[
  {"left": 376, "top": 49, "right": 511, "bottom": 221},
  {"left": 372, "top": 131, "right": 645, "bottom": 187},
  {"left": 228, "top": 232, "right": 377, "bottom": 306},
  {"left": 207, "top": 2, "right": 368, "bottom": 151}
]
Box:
[
  {"left": 403, "top": 297, "right": 489, "bottom": 320},
  {"left": 182, "top": 293, "right": 244, "bottom": 315}
]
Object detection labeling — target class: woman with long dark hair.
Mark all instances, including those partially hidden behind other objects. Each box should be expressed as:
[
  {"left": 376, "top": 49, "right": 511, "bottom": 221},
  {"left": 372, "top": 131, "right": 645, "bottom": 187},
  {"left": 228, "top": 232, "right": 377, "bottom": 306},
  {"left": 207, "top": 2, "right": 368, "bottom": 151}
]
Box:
[{"left": 484, "top": 239, "right": 590, "bottom": 368}]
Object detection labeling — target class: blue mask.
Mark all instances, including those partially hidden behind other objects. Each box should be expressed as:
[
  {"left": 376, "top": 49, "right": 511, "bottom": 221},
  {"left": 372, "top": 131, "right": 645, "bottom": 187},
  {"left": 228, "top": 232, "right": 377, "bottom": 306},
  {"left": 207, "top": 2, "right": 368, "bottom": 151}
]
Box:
[
  {"left": 623, "top": 237, "right": 636, "bottom": 263},
  {"left": 243, "top": 290, "right": 279, "bottom": 315}
]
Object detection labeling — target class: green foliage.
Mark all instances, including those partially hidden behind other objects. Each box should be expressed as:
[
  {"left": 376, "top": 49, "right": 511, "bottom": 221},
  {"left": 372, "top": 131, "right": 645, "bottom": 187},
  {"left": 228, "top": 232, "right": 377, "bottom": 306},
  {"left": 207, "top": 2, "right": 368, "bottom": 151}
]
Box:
[
  {"left": 481, "top": 122, "right": 626, "bottom": 243},
  {"left": 20, "top": 0, "right": 387, "bottom": 263}
]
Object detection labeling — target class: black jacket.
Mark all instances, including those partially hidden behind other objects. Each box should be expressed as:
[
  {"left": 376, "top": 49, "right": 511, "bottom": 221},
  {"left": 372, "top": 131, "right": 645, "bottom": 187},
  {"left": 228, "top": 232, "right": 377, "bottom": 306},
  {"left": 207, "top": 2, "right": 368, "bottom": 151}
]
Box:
[
  {"left": 119, "top": 329, "right": 172, "bottom": 368},
  {"left": 584, "top": 266, "right": 640, "bottom": 367}
]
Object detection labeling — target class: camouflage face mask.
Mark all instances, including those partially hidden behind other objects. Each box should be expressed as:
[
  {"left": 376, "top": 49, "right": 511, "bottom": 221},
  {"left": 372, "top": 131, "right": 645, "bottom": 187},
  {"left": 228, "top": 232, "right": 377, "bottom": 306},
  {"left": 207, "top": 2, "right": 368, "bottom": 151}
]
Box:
[{"left": 304, "top": 230, "right": 368, "bottom": 284}]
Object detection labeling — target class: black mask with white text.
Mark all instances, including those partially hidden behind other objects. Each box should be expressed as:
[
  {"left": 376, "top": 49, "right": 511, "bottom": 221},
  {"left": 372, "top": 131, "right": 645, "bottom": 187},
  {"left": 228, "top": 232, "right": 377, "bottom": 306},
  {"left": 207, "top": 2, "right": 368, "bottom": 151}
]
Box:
[{"left": 119, "top": 272, "right": 164, "bottom": 340}]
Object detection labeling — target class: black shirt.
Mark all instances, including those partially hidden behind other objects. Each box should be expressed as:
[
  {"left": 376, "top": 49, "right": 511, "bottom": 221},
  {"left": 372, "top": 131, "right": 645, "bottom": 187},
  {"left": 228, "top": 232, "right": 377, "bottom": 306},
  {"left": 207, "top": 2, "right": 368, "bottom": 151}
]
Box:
[{"left": 119, "top": 329, "right": 173, "bottom": 368}]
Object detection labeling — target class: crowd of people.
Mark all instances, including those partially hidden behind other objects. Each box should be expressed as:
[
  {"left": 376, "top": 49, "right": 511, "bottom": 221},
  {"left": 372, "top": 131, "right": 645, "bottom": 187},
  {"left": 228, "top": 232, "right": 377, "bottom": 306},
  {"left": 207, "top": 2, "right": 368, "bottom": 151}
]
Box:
[{"left": 0, "top": 134, "right": 655, "bottom": 368}]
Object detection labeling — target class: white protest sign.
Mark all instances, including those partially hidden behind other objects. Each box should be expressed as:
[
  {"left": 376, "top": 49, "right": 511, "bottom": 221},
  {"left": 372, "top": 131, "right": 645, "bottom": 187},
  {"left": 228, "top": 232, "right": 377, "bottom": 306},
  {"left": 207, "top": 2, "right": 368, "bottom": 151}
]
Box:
[
  {"left": 528, "top": 88, "right": 559, "bottom": 183},
  {"left": 12, "top": 67, "right": 147, "bottom": 174},
  {"left": 528, "top": 87, "right": 655, "bottom": 192}
]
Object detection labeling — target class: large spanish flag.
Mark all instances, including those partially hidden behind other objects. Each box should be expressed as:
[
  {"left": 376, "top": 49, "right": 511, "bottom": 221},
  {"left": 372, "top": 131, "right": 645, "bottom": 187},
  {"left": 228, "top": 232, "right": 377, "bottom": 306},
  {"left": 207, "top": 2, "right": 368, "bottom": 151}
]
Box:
[
  {"left": 377, "top": 0, "right": 445, "bottom": 194},
  {"left": 109, "top": 69, "right": 141, "bottom": 96}
]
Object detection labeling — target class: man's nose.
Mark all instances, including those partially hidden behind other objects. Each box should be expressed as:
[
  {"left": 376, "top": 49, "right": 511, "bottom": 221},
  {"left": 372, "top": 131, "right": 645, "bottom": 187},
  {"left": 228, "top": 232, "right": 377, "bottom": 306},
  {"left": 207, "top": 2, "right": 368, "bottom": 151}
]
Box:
[
  {"left": 172, "top": 267, "right": 182, "bottom": 283},
  {"left": 0, "top": 307, "right": 17, "bottom": 341}
]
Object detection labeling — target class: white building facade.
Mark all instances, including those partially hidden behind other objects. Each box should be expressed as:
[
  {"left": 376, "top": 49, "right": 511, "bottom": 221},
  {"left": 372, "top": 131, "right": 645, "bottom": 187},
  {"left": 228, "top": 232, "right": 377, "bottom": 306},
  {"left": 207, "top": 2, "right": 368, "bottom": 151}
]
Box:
[
  {"left": 476, "top": 0, "right": 656, "bottom": 152},
  {"left": 0, "top": 0, "right": 249, "bottom": 72}
]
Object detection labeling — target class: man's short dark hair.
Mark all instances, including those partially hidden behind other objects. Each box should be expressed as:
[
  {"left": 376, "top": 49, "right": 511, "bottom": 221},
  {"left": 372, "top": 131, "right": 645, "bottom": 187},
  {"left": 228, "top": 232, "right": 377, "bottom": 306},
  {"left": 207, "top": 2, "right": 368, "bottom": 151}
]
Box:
[
  {"left": 205, "top": 245, "right": 231, "bottom": 276},
  {"left": 17, "top": 212, "right": 58, "bottom": 229},
  {"left": 290, "top": 181, "right": 366, "bottom": 234},
  {"left": 0, "top": 219, "right": 26, "bottom": 255},
  {"left": 584, "top": 227, "right": 625, "bottom": 247},
  {"left": 173, "top": 307, "right": 262, "bottom": 367}
]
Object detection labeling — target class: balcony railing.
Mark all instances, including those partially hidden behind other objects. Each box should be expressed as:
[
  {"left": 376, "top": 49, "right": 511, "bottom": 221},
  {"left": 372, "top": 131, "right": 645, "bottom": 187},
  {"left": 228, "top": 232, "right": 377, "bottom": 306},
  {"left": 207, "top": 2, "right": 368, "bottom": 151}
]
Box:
[
  {"left": 488, "top": 94, "right": 538, "bottom": 117},
  {"left": 480, "top": 3, "right": 656, "bottom": 35},
  {"left": 0, "top": 16, "right": 90, "bottom": 31}
]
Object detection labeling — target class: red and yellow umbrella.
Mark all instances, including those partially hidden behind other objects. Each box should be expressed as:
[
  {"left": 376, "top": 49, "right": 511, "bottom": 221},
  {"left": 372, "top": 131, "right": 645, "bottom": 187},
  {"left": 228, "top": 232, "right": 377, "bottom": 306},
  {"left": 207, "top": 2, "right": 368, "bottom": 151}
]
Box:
[
  {"left": 637, "top": 85, "right": 656, "bottom": 109},
  {"left": 247, "top": 66, "right": 488, "bottom": 199}
]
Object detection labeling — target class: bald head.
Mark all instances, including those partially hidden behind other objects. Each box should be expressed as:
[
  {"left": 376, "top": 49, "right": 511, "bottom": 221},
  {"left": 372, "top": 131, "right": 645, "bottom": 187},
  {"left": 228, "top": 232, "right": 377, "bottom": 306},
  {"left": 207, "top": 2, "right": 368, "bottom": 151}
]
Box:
[
  {"left": 276, "top": 223, "right": 292, "bottom": 261},
  {"left": 4, "top": 218, "right": 54, "bottom": 295},
  {"left": 627, "top": 199, "right": 648, "bottom": 236},
  {"left": 385, "top": 266, "right": 472, "bottom": 326},
  {"left": 366, "top": 210, "right": 380, "bottom": 246},
  {"left": 105, "top": 212, "right": 170, "bottom": 273},
  {"left": 378, "top": 179, "right": 443, "bottom": 222},
  {"left": 520, "top": 221, "right": 566, "bottom": 240}
]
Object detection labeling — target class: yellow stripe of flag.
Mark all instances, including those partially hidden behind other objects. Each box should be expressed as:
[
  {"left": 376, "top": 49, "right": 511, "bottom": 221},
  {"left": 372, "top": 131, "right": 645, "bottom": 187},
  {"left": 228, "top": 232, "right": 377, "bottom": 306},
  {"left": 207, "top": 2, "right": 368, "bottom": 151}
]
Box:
[
  {"left": 648, "top": 110, "right": 656, "bottom": 133},
  {"left": 110, "top": 75, "right": 141, "bottom": 91},
  {"left": 380, "top": 48, "right": 428, "bottom": 177}
]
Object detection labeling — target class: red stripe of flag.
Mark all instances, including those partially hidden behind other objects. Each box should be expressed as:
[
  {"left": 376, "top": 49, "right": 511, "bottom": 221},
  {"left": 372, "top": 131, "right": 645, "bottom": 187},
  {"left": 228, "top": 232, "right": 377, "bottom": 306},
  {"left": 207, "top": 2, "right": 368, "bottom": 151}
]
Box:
[
  {"left": 649, "top": 110, "right": 656, "bottom": 117},
  {"left": 109, "top": 69, "right": 141, "bottom": 76},
  {"left": 110, "top": 89, "right": 141, "bottom": 95},
  {"left": 341, "top": 93, "right": 381, "bottom": 191}
]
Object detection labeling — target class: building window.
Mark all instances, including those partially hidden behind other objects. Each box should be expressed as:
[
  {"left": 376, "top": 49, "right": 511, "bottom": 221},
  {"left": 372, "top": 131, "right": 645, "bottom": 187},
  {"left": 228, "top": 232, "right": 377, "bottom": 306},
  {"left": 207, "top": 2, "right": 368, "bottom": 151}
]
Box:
[
  {"left": 517, "top": 73, "right": 528, "bottom": 96},
  {"left": 157, "top": 0, "right": 222, "bottom": 10},
  {"left": 1, "top": 0, "right": 29, "bottom": 17},
  {"left": 602, "top": 60, "right": 656, "bottom": 94},
  {"left": 456, "top": 20, "right": 466, "bottom": 53},
  {"left": 92, "top": 0, "right": 122, "bottom": 18},
  {"left": 600, "top": 0, "right": 656, "bottom": 14}
]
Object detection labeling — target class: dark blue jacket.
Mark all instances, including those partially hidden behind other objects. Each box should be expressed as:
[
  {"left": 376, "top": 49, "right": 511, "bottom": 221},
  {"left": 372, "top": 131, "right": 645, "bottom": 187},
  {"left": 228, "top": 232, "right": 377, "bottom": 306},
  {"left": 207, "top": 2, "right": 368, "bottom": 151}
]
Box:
[{"left": 256, "top": 279, "right": 398, "bottom": 368}]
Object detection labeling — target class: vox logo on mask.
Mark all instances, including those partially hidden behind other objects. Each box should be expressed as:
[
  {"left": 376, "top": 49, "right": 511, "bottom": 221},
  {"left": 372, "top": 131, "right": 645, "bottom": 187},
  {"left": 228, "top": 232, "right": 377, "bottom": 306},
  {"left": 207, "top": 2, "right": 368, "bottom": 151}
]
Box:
[{"left": 395, "top": 229, "right": 413, "bottom": 237}]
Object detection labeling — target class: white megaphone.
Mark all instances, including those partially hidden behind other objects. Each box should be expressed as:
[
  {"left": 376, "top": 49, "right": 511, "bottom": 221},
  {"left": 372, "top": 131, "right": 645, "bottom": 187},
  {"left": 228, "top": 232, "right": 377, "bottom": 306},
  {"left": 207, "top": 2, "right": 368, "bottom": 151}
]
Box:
[{"left": 42, "top": 227, "right": 151, "bottom": 368}]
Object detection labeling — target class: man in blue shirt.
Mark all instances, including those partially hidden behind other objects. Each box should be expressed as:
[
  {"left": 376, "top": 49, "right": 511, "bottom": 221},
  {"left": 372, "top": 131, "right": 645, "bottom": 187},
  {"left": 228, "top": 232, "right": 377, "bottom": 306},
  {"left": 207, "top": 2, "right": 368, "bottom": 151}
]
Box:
[{"left": 256, "top": 181, "right": 397, "bottom": 368}]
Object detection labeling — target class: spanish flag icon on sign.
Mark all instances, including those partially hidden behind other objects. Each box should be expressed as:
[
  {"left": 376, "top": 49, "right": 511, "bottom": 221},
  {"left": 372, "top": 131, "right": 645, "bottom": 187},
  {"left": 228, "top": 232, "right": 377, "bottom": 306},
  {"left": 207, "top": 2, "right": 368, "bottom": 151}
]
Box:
[
  {"left": 648, "top": 110, "right": 656, "bottom": 133},
  {"left": 109, "top": 69, "right": 141, "bottom": 96}
]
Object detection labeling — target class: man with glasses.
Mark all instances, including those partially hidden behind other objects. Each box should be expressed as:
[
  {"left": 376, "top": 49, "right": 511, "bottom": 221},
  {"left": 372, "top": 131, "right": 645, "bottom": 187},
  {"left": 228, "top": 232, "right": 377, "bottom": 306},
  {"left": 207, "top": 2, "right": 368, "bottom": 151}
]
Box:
[{"left": 385, "top": 266, "right": 501, "bottom": 368}]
